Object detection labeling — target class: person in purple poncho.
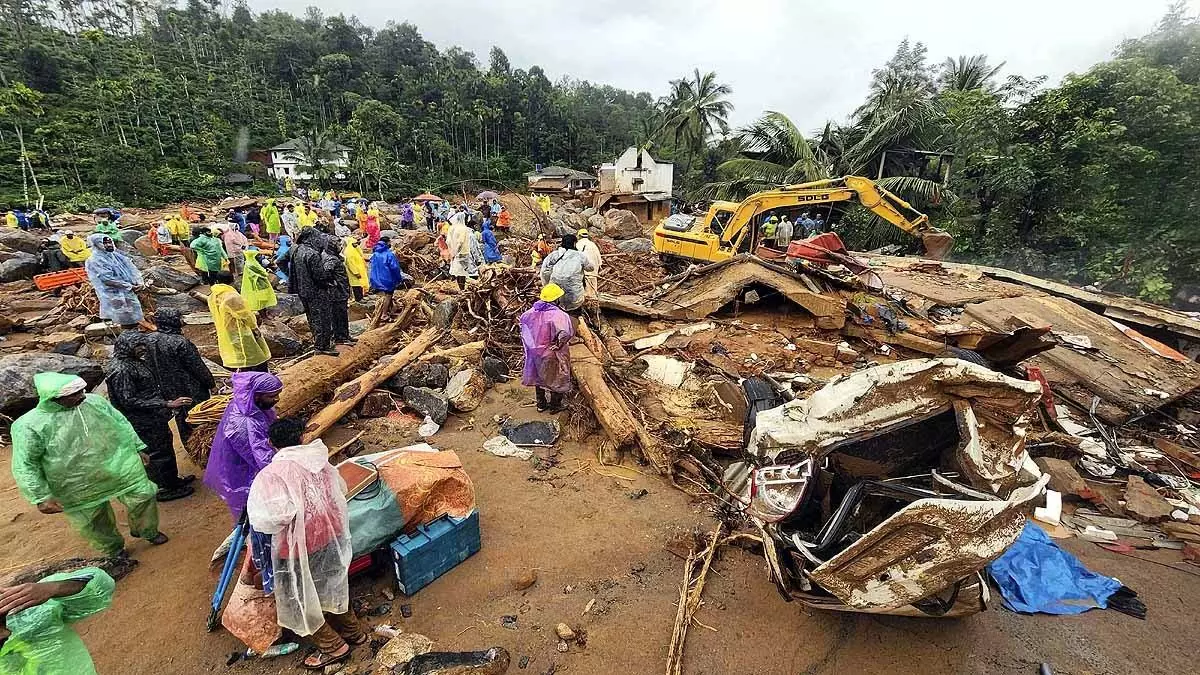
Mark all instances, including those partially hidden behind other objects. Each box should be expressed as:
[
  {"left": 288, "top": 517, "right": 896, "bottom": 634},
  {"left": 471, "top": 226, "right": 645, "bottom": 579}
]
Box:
[
  {"left": 518, "top": 283, "right": 575, "bottom": 412},
  {"left": 204, "top": 371, "right": 284, "bottom": 591}
]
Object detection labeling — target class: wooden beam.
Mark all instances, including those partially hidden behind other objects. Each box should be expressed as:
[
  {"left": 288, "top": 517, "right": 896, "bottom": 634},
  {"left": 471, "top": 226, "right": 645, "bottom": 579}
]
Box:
[
  {"left": 300, "top": 327, "right": 441, "bottom": 442},
  {"left": 569, "top": 343, "right": 638, "bottom": 448}
]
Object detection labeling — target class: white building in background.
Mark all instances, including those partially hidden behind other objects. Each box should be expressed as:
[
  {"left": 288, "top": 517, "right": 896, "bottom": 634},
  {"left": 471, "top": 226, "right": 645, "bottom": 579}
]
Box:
[
  {"left": 267, "top": 138, "right": 351, "bottom": 181},
  {"left": 598, "top": 147, "right": 673, "bottom": 196},
  {"left": 594, "top": 147, "right": 674, "bottom": 224}
]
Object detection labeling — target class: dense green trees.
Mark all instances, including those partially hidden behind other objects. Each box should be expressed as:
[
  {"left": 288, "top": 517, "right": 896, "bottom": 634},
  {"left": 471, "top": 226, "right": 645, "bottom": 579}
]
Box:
[
  {"left": 710, "top": 7, "right": 1200, "bottom": 303},
  {"left": 0, "top": 0, "right": 656, "bottom": 209},
  {"left": 1, "top": 1, "right": 1198, "bottom": 303}
]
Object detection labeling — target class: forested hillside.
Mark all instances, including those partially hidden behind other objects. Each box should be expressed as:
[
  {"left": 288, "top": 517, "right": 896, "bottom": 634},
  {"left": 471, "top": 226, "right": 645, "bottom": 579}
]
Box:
[{"left": 2, "top": 1, "right": 1199, "bottom": 304}]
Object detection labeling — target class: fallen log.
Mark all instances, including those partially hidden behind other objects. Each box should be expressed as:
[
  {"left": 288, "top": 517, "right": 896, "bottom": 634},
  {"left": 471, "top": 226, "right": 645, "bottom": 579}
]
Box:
[
  {"left": 569, "top": 343, "right": 638, "bottom": 448},
  {"left": 417, "top": 341, "right": 485, "bottom": 363},
  {"left": 275, "top": 290, "right": 423, "bottom": 417},
  {"left": 300, "top": 327, "right": 441, "bottom": 442}
]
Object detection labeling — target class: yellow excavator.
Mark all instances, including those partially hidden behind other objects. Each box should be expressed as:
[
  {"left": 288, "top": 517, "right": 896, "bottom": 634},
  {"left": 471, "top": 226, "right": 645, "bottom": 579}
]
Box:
[{"left": 652, "top": 175, "right": 954, "bottom": 263}]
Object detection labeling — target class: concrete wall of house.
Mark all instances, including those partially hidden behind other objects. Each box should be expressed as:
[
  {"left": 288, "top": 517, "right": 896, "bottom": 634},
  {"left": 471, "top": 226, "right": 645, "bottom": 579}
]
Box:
[
  {"left": 267, "top": 150, "right": 350, "bottom": 181},
  {"left": 603, "top": 148, "right": 673, "bottom": 195}
]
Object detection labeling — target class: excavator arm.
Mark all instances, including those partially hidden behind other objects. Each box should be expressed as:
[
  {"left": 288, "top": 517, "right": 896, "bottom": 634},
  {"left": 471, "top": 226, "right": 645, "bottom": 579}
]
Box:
[{"left": 718, "top": 176, "right": 954, "bottom": 259}]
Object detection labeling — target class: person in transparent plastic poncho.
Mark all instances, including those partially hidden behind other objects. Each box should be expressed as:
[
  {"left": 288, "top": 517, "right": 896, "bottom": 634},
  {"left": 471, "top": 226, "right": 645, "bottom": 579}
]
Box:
[
  {"left": 246, "top": 439, "right": 367, "bottom": 670},
  {"left": 10, "top": 373, "right": 167, "bottom": 556},
  {"left": 0, "top": 568, "right": 115, "bottom": 674},
  {"left": 83, "top": 233, "right": 144, "bottom": 327},
  {"left": 208, "top": 284, "right": 272, "bottom": 370}
]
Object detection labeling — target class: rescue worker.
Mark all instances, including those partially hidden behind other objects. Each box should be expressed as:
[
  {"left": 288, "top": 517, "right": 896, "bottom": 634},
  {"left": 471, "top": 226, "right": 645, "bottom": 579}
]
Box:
[
  {"left": 575, "top": 229, "right": 602, "bottom": 298},
  {"left": 342, "top": 237, "right": 369, "bottom": 302},
  {"left": 519, "top": 284, "right": 575, "bottom": 412},
  {"left": 83, "top": 234, "right": 144, "bottom": 328},
  {"left": 58, "top": 231, "right": 90, "bottom": 266},
  {"left": 290, "top": 228, "right": 338, "bottom": 355},
  {"left": 106, "top": 332, "right": 195, "bottom": 501},
  {"left": 539, "top": 233, "right": 594, "bottom": 312},
  {"left": 481, "top": 219, "right": 502, "bottom": 264},
  {"left": 261, "top": 198, "right": 282, "bottom": 242},
  {"left": 37, "top": 239, "right": 70, "bottom": 273},
  {"left": 323, "top": 236, "right": 355, "bottom": 345},
  {"left": 798, "top": 212, "right": 816, "bottom": 238},
  {"left": 368, "top": 236, "right": 407, "bottom": 322},
  {"left": 222, "top": 224, "right": 250, "bottom": 279},
  {"left": 531, "top": 234, "right": 553, "bottom": 269},
  {"left": 147, "top": 308, "right": 214, "bottom": 445},
  {"left": 190, "top": 227, "right": 229, "bottom": 284},
  {"left": 762, "top": 214, "right": 778, "bottom": 244},
  {"left": 281, "top": 204, "right": 299, "bottom": 239},
  {"left": 497, "top": 205, "right": 512, "bottom": 230},
  {"left": 0, "top": 567, "right": 116, "bottom": 674},
  {"left": 205, "top": 371, "right": 284, "bottom": 523},
  {"left": 208, "top": 284, "right": 272, "bottom": 372},
  {"left": 11, "top": 373, "right": 169, "bottom": 556},
  {"left": 3, "top": 210, "right": 17, "bottom": 229},
  {"left": 246, "top": 439, "right": 365, "bottom": 670},
  {"left": 166, "top": 214, "right": 192, "bottom": 245},
  {"left": 775, "top": 215, "right": 794, "bottom": 249},
  {"left": 240, "top": 248, "right": 278, "bottom": 312},
  {"left": 445, "top": 210, "right": 474, "bottom": 289}
]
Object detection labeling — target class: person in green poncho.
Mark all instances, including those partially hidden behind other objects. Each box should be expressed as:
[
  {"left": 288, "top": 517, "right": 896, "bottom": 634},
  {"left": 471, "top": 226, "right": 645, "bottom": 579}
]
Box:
[
  {"left": 0, "top": 568, "right": 115, "bottom": 675},
  {"left": 10, "top": 373, "right": 170, "bottom": 557},
  {"left": 261, "top": 198, "right": 282, "bottom": 243},
  {"left": 189, "top": 227, "right": 228, "bottom": 285},
  {"left": 240, "top": 249, "right": 277, "bottom": 312}
]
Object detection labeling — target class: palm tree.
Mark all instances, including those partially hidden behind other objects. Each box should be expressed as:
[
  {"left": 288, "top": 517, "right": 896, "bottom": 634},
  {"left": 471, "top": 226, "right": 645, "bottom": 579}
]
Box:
[
  {"left": 938, "top": 55, "right": 1005, "bottom": 92},
  {"left": 289, "top": 128, "right": 344, "bottom": 185},
  {"left": 660, "top": 69, "right": 733, "bottom": 178},
  {"left": 708, "top": 111, "right": 830, "bottom": 199}
]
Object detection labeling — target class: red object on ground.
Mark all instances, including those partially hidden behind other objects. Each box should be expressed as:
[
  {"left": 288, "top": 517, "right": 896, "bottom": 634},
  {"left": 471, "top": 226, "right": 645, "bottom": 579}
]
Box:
[
  {"left": 1026, "top": 366, "right": 1058, "bottom": 420},
  {"left": 348, "top": 553, "right": 374, "bottom": 576},
  {"left": 33, "top": 267, "right": 88, "bottom": 291}
]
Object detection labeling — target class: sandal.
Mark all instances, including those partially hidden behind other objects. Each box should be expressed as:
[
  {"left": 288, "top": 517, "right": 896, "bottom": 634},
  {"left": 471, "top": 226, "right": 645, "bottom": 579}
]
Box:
[
  {"left": 300, "top": 645, "right": 350, "bottom": 670},
  {"left": 346, "top": 633, "right": 369, "bottom": 647}
]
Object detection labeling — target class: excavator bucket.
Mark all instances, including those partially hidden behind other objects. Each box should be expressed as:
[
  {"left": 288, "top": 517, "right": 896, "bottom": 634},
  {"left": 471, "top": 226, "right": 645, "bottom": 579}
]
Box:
[{"left": 920, "top": 229, "right": 955, "bottom": 260}]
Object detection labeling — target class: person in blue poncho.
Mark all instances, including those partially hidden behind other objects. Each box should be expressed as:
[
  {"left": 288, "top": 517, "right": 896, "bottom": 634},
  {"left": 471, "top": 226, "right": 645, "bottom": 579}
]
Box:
[
  {"left": 481, "top": 220, "right": 502, "bottom": 264},
  {"left": 368, "top": 236, "right": 409, "bottom": 322}
]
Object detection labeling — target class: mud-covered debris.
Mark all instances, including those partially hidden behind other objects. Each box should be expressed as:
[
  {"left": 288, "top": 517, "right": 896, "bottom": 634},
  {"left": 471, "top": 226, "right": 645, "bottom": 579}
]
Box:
[
  {"left": 1124, "top": 475, "right": 1174, "bottom": 523},
  {"left": 402, "top": 386, "right": 449, "bottom": 425}
]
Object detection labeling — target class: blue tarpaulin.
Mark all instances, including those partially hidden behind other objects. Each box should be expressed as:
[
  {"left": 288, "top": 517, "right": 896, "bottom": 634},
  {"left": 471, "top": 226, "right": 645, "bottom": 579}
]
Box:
[{"left": 988, "top": 521, "right": 1122, "bottom": 614}]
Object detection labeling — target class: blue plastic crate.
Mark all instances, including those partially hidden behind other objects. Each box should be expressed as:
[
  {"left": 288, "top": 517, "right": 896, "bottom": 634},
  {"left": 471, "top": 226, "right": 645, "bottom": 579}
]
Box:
[{"left": 389, "top": 510, "right": 481, "bottom": 595}]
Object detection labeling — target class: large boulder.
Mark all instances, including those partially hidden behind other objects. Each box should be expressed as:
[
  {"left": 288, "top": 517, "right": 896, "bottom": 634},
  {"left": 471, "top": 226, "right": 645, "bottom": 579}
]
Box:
[
  {"left": 432, "top": 299, "right": 458, "bottom": 329},
  {"left": 386, "top": 362, "right": 450, "bottom": 393},
  {"left": 118, "top": 229, "right": 142, "bottom": 246},
  {"left": 445, "top": 368, "right": 487, "bottom": 412},
  {"left": 263, "top": 293, "right": 305, "bottom": 319},
  {"left": 0, "top": 228, "right": 40, "bottom": 254},
  {"left": 154, "top": 293, "right": 207, "bottom": 314},
  {"left": 0, "top": 253, "right": 38, "bottom": 282},
  {"left": 401, "top": 386, "right": 449, "bottom": 425},
  {"left": 134, "top": 236, "right": 157, "bottom": 257},
  {"left": 586, "top": 214, "right": 607, "bottom": 234},
  {"left": 261, "top": 321, "right": 303, "bottom": 357},
  {"left": 616, "top": 237, "right": 654, "bottom": 254},
  {"left": 603, "top": 209, "right": 643, "bottom": 240},
  {"left": 145, "top": 265, "right": 201, "bottom": 292},
  {"left": 379, "top": 229, "right": 399, "bottom": 241},
  {"left": 0, "top": 352, "right": 105, "bottom": 416}
]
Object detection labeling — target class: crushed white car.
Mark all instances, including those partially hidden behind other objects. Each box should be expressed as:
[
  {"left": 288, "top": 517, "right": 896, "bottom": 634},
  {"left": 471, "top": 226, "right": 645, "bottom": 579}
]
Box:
[{"left": 737, "top": 358, "right": 1049, "bottom": 617}]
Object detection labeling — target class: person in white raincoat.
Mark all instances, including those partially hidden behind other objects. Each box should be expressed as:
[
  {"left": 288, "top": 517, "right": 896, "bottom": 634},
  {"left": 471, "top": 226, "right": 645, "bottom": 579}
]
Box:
[
  {"left": 445, "top": 211, "right": 474, "bottom": 289},
  {"left": 575, "top": 229, "right": 602, "bottom": 298},
  {"left": 245, "top": 439, "right": 367, "bottom": 670}
]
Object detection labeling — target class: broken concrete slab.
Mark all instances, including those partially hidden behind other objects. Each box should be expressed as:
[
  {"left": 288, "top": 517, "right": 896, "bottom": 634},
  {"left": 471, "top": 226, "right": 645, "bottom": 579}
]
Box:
[
  {"left": 1033, "top": 457, "right": 1089, "bottom": 498},
  {"left": 1123, "top": 475, "right": 1174, "bottom": 523}
]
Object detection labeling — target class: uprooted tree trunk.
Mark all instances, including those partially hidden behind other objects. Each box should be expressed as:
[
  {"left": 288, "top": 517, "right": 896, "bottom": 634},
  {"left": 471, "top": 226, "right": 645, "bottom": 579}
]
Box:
[
  {"left": 300, "top": 327, "right": 442, "bottom": 442},
  {"left": 275, "top": 290, "right": 424, "bottom": 417}
]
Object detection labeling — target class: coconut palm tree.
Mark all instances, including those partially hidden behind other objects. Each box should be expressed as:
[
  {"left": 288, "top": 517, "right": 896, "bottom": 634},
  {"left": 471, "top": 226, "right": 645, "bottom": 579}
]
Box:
[
  {"left": 660, "top": 69, "right": 733, "bottom": 178},
  {"left": 289, "top": 128, "right": 345, "bottom": 184},
  {"left": 938, "top": 55, "right": 1005, "bottom": 92},
  {"left": 707, "top": 112, "right": 830, "bottom": 199}
]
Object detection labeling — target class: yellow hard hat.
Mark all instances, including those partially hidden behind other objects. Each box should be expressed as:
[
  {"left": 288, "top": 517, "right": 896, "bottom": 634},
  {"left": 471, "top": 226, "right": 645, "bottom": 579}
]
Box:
[
  {"left": 540, "top": 283, "right": 565, "bottom": 302},
  {"left": 577, "top": 228, "right": 589, "bottom": 238}
]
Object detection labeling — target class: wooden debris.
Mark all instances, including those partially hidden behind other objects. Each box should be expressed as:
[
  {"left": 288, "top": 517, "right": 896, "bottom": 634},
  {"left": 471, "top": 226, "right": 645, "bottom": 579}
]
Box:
[
  {"left": 300, "top": 327, "right": 441, "bottom": 442},
  {"left": 665, "top": 524, "right": 726, "bottom": 675}
]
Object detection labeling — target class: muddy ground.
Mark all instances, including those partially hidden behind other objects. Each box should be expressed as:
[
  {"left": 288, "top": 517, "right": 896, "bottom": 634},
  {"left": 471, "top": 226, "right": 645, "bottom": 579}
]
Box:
[{"left": 1, "top": 381, "right": 1197, "bottom": 675}]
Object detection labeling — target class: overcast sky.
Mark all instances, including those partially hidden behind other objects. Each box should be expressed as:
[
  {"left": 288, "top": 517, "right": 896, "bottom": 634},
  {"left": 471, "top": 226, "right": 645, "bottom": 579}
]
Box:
[{"left": 247, "top": 0, "right": 1189, "bottom": 133}]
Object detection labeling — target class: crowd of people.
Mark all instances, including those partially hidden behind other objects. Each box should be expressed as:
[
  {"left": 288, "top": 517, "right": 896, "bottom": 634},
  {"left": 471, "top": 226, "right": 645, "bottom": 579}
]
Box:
[{"left": 2, "top": 188, "right": 606, "bottom": 672}]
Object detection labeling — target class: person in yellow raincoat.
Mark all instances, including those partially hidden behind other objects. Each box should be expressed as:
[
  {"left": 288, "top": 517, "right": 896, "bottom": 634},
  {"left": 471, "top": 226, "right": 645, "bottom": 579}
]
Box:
[
  {"left": 58, "top": 231, "right": 90, "bottom": 266},
  {"left": 166, "top": 215, "right": 192, "bottom": 245},
  {"left": 342, "top": 237, "right": 369, "bottom": 302},
  {"left": 208, "top": 284, "right": 271, "bottom": 371},
  {"left": 240, "top": 249, "right": 277, "bottom": 312},
  {"left": 298, "top": 204, "right": 317, "bottom": 230}
]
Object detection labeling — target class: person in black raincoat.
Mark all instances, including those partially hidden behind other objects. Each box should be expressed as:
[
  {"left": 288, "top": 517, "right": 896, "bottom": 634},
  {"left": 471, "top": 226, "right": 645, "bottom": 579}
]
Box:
[
  {"left": 106, "top": 332, "right": 195, "bottom": 501},
  {"left": 146, "top": 308, "right": 214, "bottom": 444},
  {"left": 323, "top": 234, "right": 356, "bottom": 347},
  {"left": 288, "top": 228, "right": 339, "bottom": 355}
]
